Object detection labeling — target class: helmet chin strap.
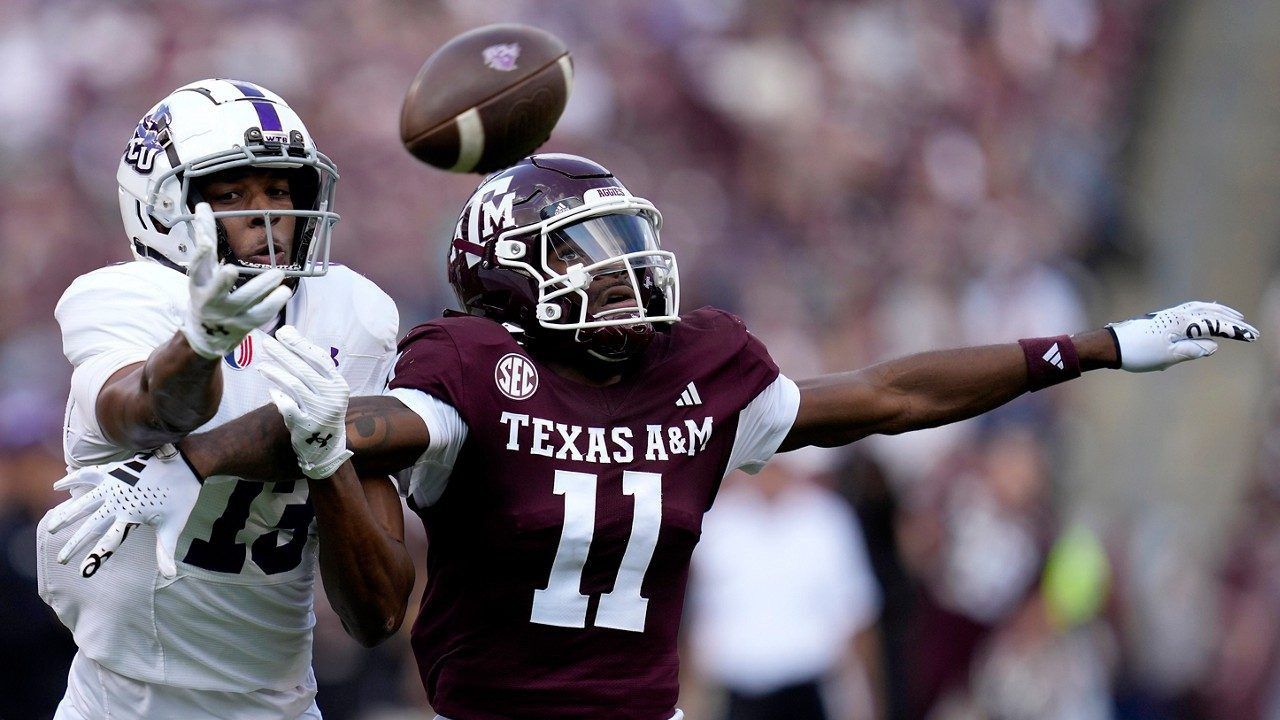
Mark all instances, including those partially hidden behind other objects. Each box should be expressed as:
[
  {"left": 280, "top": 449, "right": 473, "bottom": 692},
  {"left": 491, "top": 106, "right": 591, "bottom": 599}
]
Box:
[
  {"left": 520, "top": 312, "right": 654, "bottom": 370},
  {"left": 578, "top": 317, "right": 656, "bottom": 363}
]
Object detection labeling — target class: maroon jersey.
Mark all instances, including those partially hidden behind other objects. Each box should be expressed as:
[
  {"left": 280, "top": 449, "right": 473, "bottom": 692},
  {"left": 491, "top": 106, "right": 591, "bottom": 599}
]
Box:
[{"left": 389, "top": 307, "right": 784, "bottom": 719}]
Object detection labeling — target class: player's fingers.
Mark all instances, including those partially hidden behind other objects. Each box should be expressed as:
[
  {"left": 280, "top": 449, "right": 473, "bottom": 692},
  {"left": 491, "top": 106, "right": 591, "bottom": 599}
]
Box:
[
  {"left": 1210, "top": 302, "right": 1247, "bottom": 320},
  {"left": 266, "top": 386, "right": 306, "bottom": 425},
  {"left": 53, "top": 467, "right": 105, "bottom": 494},
  {"left": 53, "top": 475, "right": 99, "bottom": 495},
  {"left": 1188, "top": 310, "right": 1259, "bottom": 342},
  {"left": 47, "top": 490, "right": 105, "bottom": 534},
  {"left": 257, "top": 331, "right": 322, "bottom": 386},
  {"left": 76, "top": 518, "right": 133, "bottom": 576},
  {"left": 258, "top": 346, "right": 319, "bottom": 396},
  {"left": 188, "top": 204, "right": 217, "bottom": 285},
  {"left": 193, "top": 202, "right": 217, "bottom": 243},
  {"left": 155, "top": 523, "right": 180, "bottom": 579},
  {"left": 207, "top": 264, "right": 240, "bottom": 300},
  {"left": 1190, "top": 300, "right": 1245, "bottom": 322},
  {"left": 275, "top": 325, "right": 337, "bottom": 376},
  {"left": 58, "top": 512, "right": 114, "bottom": 565},
  {"left": 226, "top": 269, "right": 286, "bottom": 309},
  {"left": 1171, "top": 338, "right": 1218, "bottom": 362},
  {"left": 1214, "top": 310, "right": 1259, "bottom": 341},
  {"left": 258, "top": 362, "right": 307, "bottom": 399},
  {"left": 238, "top": 286, "right": 293, "bottom": 327}
]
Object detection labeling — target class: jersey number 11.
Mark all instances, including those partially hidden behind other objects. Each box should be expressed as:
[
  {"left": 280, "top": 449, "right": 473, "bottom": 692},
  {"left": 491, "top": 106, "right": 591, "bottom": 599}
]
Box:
[{"left": 531, "top": 470, "right": 662, "bottom": 633}]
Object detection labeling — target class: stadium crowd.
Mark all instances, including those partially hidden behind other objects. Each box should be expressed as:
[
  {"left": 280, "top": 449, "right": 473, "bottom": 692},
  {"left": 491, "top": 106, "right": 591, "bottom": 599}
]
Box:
[{"left": 0, "top": 0, "right": 1272, "bottom": 718}]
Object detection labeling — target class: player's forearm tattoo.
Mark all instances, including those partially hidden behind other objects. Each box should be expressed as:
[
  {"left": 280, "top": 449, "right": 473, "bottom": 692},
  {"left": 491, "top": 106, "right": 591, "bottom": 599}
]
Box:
[
  {"left": 346, "top": 396, "right": 430, "bottom": 476},
  {"left": 348, "top": 404, "right": 395, "bottom": 450}
]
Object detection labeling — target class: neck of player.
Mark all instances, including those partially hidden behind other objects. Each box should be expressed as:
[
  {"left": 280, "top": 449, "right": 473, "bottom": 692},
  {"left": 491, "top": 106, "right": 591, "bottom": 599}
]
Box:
[{"left": 538, "top": 354, "right": 628, "bottom": 388}]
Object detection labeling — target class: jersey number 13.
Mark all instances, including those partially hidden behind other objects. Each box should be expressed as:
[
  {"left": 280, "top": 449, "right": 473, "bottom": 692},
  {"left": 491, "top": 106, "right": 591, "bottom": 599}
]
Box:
[{"left": 183, "top": 480, "right": 314, "bottom": 575}]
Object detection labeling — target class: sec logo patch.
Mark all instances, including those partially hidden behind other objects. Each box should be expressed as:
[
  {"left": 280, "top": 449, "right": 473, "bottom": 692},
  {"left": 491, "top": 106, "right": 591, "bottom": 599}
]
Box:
[{"left": 495, "top": 352, "right": 538, "bottom": 400}]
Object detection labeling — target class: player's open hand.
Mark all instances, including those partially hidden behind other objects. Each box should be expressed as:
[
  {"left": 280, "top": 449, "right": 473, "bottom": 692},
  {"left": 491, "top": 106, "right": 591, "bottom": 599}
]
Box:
[
  {"left": 1108, "top": 301, "right": 1259, "bottom": 372},
  {"left": 46, "top": 445, "right": 203, "bottom": 580},
  {"left": 181, "top": 202, "right": 292, "bottom": 359},
  {"left": 257, "top": 325, "right": 353, "bottom": 480}
]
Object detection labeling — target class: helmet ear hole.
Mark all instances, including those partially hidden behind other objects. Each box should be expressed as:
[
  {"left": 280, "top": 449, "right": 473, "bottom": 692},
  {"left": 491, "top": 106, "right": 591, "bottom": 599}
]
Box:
[
  {"left": 287, "top": 167, "right": 322, "bottom": 264},
  {"left": 287, "top": 167, "right": 320, "bottom": 211},
  {"left": 495, "top": 239, "right": 526, "bottom": 260}
]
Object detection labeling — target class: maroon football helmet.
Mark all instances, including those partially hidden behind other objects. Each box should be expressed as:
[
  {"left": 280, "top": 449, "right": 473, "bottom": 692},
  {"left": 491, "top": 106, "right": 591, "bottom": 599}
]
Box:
[{"left": 448, "top": 154, "right": 680, "bottom": 362}]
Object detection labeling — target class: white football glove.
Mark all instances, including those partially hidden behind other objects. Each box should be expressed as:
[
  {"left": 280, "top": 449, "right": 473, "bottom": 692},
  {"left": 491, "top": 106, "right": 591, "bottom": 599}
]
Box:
[
  {"left": 46, "top": 445, "right": 202, "bottom": 579},
  {"left": 181, "top": 202, "right": 293, "bottom": 360},
  {"left": 257, "top": 325, "right": 353, "bottom": 480},
  {"left": 1108, "top": 301, "right": 1259, "bottom": 372}
]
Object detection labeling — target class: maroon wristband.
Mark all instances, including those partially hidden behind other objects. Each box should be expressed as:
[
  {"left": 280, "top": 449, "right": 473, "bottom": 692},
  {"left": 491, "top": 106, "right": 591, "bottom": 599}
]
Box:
[{"left": 1018, "top": 335, "right": 1081, "bottom": 391}]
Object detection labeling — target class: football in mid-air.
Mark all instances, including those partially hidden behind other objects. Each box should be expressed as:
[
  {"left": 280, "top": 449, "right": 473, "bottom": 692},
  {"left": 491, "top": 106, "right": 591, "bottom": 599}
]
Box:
[{"left": 400, "top": 24, "right": 573, "bottom": 174}]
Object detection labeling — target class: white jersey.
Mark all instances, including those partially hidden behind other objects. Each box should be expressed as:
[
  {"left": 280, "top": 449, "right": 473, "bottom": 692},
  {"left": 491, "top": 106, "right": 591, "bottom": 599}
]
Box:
[{"left": 37, "top": 260, "right": 398, "bottom": 699}]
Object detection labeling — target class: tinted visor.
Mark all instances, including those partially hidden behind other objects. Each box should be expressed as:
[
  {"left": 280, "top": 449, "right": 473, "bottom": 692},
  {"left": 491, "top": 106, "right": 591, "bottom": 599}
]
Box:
[{"left": 547, "top": 211, "right": 662, "bottom": 272}]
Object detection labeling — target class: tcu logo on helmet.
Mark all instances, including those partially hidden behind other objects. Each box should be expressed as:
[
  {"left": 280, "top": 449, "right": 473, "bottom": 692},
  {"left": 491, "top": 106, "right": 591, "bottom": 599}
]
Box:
[
  {"left": 495, "top": 352, "right": 538, "bottom": 400},
  {"left": 453, "top": 175, "right": 518, "bottom": 268},
  {"left": 123, "top": 103, "right": 173, "bottom": 175}
]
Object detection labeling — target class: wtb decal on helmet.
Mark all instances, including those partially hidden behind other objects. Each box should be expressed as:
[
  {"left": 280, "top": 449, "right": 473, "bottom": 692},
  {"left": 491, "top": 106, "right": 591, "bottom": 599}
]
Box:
[
  {"left": 123, "top": 103, "right": 173, "bottom": 175},
  {"left": 224, "top": 336, "right": 254, "bottom": 370}
]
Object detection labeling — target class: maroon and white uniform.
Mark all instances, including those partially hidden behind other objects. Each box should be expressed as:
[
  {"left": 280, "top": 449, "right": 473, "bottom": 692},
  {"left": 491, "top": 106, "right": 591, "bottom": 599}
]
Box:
[{"left": 386, "top": 307, "right": 799, "bottom": 720}]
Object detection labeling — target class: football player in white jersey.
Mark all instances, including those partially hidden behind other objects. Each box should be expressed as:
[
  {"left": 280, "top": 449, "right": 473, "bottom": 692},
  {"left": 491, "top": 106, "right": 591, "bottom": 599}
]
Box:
[{"left": 37, "top": 79, "right": 413, "bottom": 719}]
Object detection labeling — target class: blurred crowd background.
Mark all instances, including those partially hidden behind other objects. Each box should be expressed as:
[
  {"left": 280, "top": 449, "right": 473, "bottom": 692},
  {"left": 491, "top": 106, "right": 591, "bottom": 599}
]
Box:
[{"left": 3, "top": 0, "right": 1280, "bottom": 718}]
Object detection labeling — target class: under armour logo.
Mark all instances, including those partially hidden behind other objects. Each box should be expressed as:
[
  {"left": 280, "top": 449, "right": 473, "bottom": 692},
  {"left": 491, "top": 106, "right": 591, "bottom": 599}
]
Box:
[
  {"left": 306, "top": 432, "right": 333, "bottom": 448},
  {"left": 202, "top": 323, "right": 230, "bottom": 336}
]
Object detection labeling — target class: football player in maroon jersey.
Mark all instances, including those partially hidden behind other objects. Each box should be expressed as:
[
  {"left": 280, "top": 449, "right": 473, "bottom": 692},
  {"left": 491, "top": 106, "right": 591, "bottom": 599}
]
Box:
[{"left": 50, "top": 154, "right": 1257, "bottom": 720}]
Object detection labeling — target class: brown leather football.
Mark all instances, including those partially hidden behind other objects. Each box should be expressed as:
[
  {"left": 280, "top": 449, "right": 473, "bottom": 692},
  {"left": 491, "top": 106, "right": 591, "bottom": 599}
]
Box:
[{"left": 400, "top": 24, "right": 573, "bottom": 174}]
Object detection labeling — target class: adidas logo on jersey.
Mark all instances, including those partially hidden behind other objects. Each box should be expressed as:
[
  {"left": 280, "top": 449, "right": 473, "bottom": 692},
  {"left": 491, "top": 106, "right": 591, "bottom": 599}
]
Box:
[
  {"left": 1043, "top": 343, "right": 1064, "bottom": 370},
  {"left": 675, "top": 382, "right": 702, "bottom": 407}
]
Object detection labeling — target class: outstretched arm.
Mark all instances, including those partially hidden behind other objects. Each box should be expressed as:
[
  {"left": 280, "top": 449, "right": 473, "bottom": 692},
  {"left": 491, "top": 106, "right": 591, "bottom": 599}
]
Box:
[
  {"left": 177, "top": 395, "right": 430, "bottom": 481},
  {"left": 782, "top": 301, "right": 1257, "bottom": 451},
  {"left": 96, "top": 204, "right": 290, "bottom": 449},
  {"left": 782, "top": 330, "right": 1116, "bottom": 450},
  {"left": 96, "top": 336, "right": 223, "bottom": 449}
]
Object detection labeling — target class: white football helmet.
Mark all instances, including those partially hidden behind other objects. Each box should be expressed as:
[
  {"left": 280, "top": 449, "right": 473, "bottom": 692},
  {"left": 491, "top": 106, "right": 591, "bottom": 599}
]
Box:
[{"left": 117, "top": 78, "right": 339, "bottom": 276}]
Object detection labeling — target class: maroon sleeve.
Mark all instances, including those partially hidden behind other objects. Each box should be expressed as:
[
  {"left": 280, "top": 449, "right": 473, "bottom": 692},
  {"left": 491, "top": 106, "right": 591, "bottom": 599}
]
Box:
[
  {"left": 388, "top": 322, "right": 466, "bottom": 408},
  {"left": 734, "top": 312, "right": 781, "bottom": 382},
  {"left": 701, "top": 307, "right": 782, "bottom": 396}
]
